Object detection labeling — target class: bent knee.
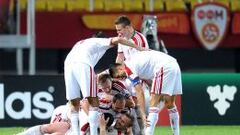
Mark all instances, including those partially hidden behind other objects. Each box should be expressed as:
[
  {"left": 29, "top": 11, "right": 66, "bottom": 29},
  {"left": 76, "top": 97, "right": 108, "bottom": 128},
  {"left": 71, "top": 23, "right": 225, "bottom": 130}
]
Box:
[
  {"left": 86, "top": 97, "right": 99, "bottom": 107},
  {"left": 163, "top": 95, "right": 175, "bottom": 109},
  {"left": 149, "top": 94, "right": 161, "bottom": 107},
  {"left": 69, "top": 98, "right": 81, "bottom": 111}
]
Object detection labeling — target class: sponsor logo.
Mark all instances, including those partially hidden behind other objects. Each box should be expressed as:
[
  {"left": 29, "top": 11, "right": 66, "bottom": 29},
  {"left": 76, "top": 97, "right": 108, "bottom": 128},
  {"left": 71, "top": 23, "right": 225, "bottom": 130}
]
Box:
[
  {"left": 0, "top": 83, "right": 55, "bottom": 120},
  {"left": 207, "top": 85, "right": 237, "bottom": 116},
  {"left": 191, "top": 2, "right": 229, "bottom": 50}
]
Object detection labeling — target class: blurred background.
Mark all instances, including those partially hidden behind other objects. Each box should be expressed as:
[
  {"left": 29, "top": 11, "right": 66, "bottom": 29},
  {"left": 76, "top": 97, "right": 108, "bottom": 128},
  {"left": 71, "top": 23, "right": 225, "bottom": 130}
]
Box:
[{"left": 0, "top": 0, "right": 240, "bottom": 129}]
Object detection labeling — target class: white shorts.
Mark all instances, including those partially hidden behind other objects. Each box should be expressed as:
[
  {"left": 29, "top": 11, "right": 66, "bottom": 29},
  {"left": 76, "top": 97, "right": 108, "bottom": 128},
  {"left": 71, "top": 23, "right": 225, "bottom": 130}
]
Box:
[
  {"left": 64, "top": 62, "right": 97, "bottom": 100},
  {"left": 151, "top": 61, "right": 182, "bottom": 96}
]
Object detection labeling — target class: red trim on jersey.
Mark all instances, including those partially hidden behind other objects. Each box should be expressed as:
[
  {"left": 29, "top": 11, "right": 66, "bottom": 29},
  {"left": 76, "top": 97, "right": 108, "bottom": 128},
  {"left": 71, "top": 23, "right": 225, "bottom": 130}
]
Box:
[
  {"left": 132, "top": 36, "right": 138, "bottom": 46},
  {"left": 137, "top": 32, "right": 146, "bottom": 48},
  {"left": 159, "top": 67, "right": 164, "bottom": 94},
  {"left": 131, "top": 31, "right": 147, "bottom": 48},
  {"left": 125, "top": 66, "right": 133, "bottom": 76},
  {"left": 95, "top": 74, "right": 97, "bottom": 96},
  {"left": 112, "top": 81, "right": 127, "bottom": 91},
  {"left": 152, "top": 76, "right": 157, "bottom": 94},
  {"left": 90, "top": 67, "right": 93, "bottom": 96},
  {"left": 118, "top": 131, "right": 122, "bottom": 135}
]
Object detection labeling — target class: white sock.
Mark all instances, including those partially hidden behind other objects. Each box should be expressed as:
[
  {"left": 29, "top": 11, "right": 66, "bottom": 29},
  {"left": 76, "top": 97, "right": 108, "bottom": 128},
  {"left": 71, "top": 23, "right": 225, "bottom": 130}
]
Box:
[
  {"left": 145, "top": 107, "right": 160, "bottom": 135},
  {"left": 70, "top": 112, "right": 80, "bottom": 135},
  {"left": 158, "top": 100, "right": 165, "bottom": 112},
  {"left": 168, "top": 106, "right": 180, "bottom": 135},
  {"left": 18, "top": 125, "right": 42, "bottom": 135},
  {"left": 88, "top": 107, "right": 99, "bottom": 135},
  {"left": 79, "top": 109, "right": 89, "bottom": 135}
]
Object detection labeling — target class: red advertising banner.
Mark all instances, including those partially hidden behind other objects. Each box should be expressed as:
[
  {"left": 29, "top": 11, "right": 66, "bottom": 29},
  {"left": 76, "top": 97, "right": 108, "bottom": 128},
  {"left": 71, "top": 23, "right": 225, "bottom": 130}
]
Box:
[
  {"left": 82, "top": 13, "right": 190, "bottom": 34},
  {"left": 232, "top": 13, "right": 240, "bottom": 34},
  {"left": 20, "top": 12, "right": 240, "bottom": 49}
]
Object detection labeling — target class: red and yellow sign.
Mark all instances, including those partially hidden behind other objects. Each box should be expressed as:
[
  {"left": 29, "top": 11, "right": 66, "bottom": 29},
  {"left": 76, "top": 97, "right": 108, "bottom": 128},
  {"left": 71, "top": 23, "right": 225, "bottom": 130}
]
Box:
[{"left": 82, "top": 13, "right": 190, "bottom": 34}]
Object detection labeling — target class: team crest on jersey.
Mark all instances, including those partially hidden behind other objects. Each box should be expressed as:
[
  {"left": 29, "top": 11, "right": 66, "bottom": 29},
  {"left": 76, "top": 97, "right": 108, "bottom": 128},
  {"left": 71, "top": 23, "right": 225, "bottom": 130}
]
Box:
[{"left": 191, "top": 2, "right": 230, "bottom": 50}]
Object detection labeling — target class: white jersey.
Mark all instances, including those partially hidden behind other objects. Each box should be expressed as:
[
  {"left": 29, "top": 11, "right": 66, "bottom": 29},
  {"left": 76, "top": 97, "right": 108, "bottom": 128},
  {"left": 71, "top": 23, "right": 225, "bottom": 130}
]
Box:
[
  {"left": 118, "top": 31, "right": 149, "bottom": 61},
  {"left": 125, "top": 50, "right": 182, "bottom": 96},
  {"left": 65, "top": 38, "right": 112, "bottom": 66},
  {"left": 50, "top": 105, "right": 70, "bottom": 123},
  {"left": 98, "top": 90, "right": 113, "bottom": 112},
  {"left": 125, "top": 50, "right": 176, "bottom": 80}
]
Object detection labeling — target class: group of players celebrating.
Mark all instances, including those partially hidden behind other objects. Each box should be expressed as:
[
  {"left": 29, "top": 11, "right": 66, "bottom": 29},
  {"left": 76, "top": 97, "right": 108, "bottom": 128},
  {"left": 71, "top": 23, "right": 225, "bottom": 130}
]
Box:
[{"left": 18, "top": 15, "right": 182, "bottom": 135}]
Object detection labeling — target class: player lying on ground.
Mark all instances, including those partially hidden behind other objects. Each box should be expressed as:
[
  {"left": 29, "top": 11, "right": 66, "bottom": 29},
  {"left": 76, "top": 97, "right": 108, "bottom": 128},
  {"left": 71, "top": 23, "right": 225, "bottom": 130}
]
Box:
[{"left": 17, "top": 104, "right": 71, "bottom": 135}]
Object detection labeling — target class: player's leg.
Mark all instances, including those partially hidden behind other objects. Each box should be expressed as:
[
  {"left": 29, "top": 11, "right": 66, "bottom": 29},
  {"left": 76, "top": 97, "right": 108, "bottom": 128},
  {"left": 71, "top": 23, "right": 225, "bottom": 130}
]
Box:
[
  {"left": 64, "top": 63, "right": 81, "bottom": 135},
  {"left": 18, "top": 122, "right": 70, "bottom": 135},
  {"left": 17, "top": 125, "right": 42, "bottom": 135},
  {"left": 145, "top": 67, "right": 166, "bottom": 135},
  {"left": 77, "top": 63, "right": 99, "bottom": 135},
  {"left": 69, "top": 99, "right": 81, "bottom": 135},
  {"left": 164, "top": 95, "right": 180, "bottom": 135},
  {"left": 145, "top": 94, "right": 162, "bottom": 135},
  {"left": 86, "top": 97, "right": 99, "bottom": 135},
  {"left": 162, "top": 62, "right": 182, "bottom": 135},
  {"left": 41, "top": 122, "right": 70, "bottom": 134},
  {"left": 79, "top": 104, "right": 90, "bottom": 135}
]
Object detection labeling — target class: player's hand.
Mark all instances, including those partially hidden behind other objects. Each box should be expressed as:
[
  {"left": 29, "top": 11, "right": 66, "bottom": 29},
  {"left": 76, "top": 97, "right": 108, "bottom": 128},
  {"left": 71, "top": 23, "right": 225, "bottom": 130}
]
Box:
[
  {"left": 142, "top": 115, "right": 151, "bottom": 127},
  {"left": 99, "top": 114, "right": 109, "bottom": 129},
  {"left": 145, "top": 119, "right": 151, "bottom": 127},
  {"left": 136, "top": 46, "right": 151, "bottom": 51}
]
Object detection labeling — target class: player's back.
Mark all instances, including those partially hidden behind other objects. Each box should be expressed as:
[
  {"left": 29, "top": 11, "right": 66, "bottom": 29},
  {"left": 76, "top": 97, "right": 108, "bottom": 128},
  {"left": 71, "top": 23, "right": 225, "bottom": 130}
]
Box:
[
  {"left": 125, "top": 50, "right": 177, "bottom": 79},
  {"left": 65, "top": 38, "right": 111, "bottom": 66},
  {"left": 118, "top": 31, "right": 149, "bottom": 61}
]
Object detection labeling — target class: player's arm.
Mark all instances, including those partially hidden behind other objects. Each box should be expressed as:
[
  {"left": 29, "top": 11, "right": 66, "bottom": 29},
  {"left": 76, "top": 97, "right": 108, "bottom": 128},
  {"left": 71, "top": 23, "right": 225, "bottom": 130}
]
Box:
[
  {"left": 99, "top": 114, "right": 108, "bottom": 135},
  {"left": 128, "top": 77, "right": 146, "bottom": 125},
  {"left": 116, "top": 52, "right": 125, "bottom": 63},
  {"left": 125, "top": 96, "right": 136, "bottom": 108},
  {"left": 134, "top": 83, "right": 146, "bottom": 120},
  {"left": 111, "top": 37, "right": 146, "bottom": 51}
]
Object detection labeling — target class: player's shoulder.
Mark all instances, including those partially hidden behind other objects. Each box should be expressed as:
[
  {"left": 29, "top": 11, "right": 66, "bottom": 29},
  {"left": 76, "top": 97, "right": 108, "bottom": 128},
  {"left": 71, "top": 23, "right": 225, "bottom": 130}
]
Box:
[
  {"left": 132, "top": 31, "right": 146, "bottom": 39},
  {"left": 52, "top": 104, "right": 70, "bottom": 115},
  {"left": 112, "top": 80, "right": 127, "bottom": 91},
  {"left": 54, "top": 104, "right": 68, "bottom": 111}
]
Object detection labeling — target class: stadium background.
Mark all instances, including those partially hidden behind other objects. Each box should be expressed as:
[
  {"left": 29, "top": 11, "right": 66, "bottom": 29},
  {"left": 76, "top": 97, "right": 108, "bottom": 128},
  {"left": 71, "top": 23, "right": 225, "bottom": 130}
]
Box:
[{"left": 0, "top": 0, "right": 240, "bottom": 133}]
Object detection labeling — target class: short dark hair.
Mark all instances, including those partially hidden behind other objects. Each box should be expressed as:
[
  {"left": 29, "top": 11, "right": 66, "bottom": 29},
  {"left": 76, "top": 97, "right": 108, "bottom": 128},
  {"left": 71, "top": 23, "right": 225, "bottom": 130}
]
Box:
[
  {"left": 113, "top": 93, "right": 126, "bottom": 103},
  {"left": 92, "top": 31, "right": 107, "bottom": 38},
  {"left": 109, "top": 63, "right": 122, "bottom": 78},
  {"left": 98, "top": 73, "right": 112, "bottom": 84},
  {"left": 114, "top": 15, "right": 131, "bottom": 27}
]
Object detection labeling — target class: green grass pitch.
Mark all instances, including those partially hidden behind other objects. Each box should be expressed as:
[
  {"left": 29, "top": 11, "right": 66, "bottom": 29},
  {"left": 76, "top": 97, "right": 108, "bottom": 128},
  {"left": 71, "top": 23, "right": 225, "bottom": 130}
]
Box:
[{"left": 1, "top": 126, "right": 240, "bottom": 135}]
